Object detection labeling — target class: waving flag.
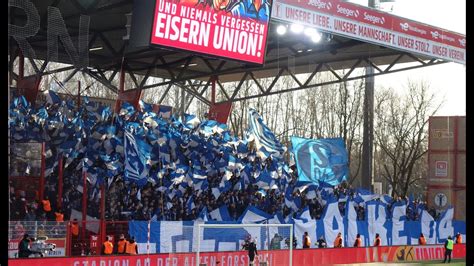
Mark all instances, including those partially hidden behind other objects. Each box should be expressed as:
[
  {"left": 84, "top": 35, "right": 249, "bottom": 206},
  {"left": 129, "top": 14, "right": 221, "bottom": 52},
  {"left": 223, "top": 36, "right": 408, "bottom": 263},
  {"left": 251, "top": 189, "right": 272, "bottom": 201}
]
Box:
[
  {"left": 186, "top": 196, "right": 196, "bottom": 214},
  {"left": 238, "top": 206, "right": 272, "bottom": 224},
  {"left": 246, "top": 108, "right": 285, "bottom": 158},
  {"left": 124, "top": 128, "right": 151, "bottom": 187},
  {"left": 46, "top": 90, "right": 62, "bottom": 105},
  {"left": 197, "top": 207, "right": 209, "bottom": 222},
  {"left": 209, "top": 205, "right": 232, "bottom": 221},
  {"left": 291, "top": 136, "right": 348, "bottom": 186}
]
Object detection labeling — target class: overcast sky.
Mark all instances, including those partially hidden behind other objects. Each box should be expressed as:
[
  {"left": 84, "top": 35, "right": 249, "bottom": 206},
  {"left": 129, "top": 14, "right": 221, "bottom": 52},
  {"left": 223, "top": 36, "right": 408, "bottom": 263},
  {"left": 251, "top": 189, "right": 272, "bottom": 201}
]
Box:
[{"left": 349, "top": 0, "right": 466, "bottom": 116}]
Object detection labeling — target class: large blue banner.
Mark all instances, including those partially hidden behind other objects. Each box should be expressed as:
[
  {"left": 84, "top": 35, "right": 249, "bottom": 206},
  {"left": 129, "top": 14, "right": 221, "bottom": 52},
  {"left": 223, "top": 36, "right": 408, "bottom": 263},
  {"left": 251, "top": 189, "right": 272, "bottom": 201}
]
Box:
[
  {"left": 128, "top": 204, "right": 465, "bottom": 253},
  {"left": 291, "top": 136, "right": 349, "bottom": 186}
]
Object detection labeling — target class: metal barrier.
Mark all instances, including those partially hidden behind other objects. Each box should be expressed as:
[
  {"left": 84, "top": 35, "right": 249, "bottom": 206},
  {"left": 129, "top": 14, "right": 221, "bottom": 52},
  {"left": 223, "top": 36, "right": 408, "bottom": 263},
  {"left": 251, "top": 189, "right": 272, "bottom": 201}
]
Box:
[
  {"left": 68, "top": 220, "right": 101, "bottom": 256},
  {"left": 66, "top": 220, "right": 129, "bottom": 256}
]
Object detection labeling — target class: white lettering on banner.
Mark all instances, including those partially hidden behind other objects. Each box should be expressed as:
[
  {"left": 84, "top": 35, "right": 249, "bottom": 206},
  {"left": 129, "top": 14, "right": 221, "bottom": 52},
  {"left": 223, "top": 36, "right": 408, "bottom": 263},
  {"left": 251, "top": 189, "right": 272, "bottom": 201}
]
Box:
[
  {"left": 180, "top": 5, "right": 217, "bottom": 24},
  {"left": 345, "top": 201, "right": 362, "bottom": 247},
  {"left": 158, "top": 0, "right": 177, "bottom": 14},
  {"left": 392, "top": 205, "right": 408, "bottom": 245},
  {"left": 399, "top": 22, "right": 427, "bottom": 35},
  {"left": 294, "top": 219, "right": 317, "bottom": 249},
  {"left": 160, "top": 221, "right": 185, "bottom": 253},
  {"left": 459, "top": 38, "right": 466, "bottom": 47},
  {"left": 323, "top": 201, "right": 345, "bottom": 248},
  {"left": 437, "top": 208, "right": 454, "bottom": 242},
  {"left": 363, "top": 12, "right": 385, "bottom": 25},
  {"left": 213, "top": 26, "right": 263, "bottom": 57},
  {"left": 337, "top": 4, "right": 359, "bottom": 18},
  {"left": 308, "top": 0, "right": 333, "bottom": 10},
  {"left": 421, "top": 210, "right": 437, "bottom": 244},
  {"left": 154, "top": 14, "right": 211, "bottom": 46},
  {"left": 430, "top": 31, "right": 455, "bottom": 42},
  {"left": 367, "top": 204, "right": 388, "bottom": 246}
]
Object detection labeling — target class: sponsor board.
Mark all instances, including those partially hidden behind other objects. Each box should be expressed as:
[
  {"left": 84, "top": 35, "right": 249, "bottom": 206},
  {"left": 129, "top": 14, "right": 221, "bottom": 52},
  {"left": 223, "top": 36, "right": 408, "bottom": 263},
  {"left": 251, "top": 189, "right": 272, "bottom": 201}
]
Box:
[
  {"left": 7, "top": 244, "right": 466, "bottom": 266},
  {"left": 272, "top": 0, "right": 465, "bottom": 64}
]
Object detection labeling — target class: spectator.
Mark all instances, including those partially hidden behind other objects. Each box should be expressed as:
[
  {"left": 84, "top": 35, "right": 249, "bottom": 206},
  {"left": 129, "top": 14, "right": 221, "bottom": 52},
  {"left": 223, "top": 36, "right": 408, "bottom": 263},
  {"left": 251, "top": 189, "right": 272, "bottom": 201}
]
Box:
[
  {"left": 125, "top": 237, "right": 138, "bottom": 255},
  {"left": 101, "top": 236, "right": 114, "bottom": 255},
  {"left": 270, "top": 233, "right": 283, "bottom": 250},
  {"left": 373, "top": 233, "right": 381, "bottom": 247},
  {"left": 418, "top": 233, "right": 426, "bottom": 245},
  {"left": 18, "top": 234, "right": 33, "bottom": 258},
  {"left": 455, "top": 232, "right": 462, "bottom": 244},
  {"left": 116, "top": 234, "right": 128, "bottom": 254},
  {"left": 303, "top": 232, "right": 311, "bottom": 249},
  {"left": 354, "top": 234, "right": 362, "bottom": 247},
  {"left": 333, "top": 232, "right": 343, "bottom": 248},
  {"left": 316, "top": 236, "right": 326, "bottom": 248},
  {"left": 55, "top": 209, "right": 64, "bottom": 222}
]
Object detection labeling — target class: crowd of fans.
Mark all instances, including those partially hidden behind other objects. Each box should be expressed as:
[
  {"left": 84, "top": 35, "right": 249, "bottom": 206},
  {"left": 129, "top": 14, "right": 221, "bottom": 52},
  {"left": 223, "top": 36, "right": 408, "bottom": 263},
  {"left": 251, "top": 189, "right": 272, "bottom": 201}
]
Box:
[
  {"left": 10, "top": 172, "right": 440, "bottom": 223},
  {"left": 9, "top": 95, "right": 442, "bottom": 224}
]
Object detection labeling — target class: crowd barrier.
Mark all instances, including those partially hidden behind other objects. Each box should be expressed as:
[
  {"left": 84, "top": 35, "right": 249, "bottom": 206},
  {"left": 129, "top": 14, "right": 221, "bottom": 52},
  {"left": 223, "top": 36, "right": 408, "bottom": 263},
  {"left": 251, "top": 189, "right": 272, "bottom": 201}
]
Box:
[
  {"left": 8, "top": 221, "right": 129, "bottom": 258},
  {"left": 8, "top": 243, "right": 466, "bottom": 266}
]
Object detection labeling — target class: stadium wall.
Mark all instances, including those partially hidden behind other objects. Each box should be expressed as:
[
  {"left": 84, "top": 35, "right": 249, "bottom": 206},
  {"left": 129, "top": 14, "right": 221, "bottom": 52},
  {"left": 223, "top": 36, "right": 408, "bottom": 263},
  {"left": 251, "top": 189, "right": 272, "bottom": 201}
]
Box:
[{"left": 8, "top": 244, "right": 466, "bottom": 266}]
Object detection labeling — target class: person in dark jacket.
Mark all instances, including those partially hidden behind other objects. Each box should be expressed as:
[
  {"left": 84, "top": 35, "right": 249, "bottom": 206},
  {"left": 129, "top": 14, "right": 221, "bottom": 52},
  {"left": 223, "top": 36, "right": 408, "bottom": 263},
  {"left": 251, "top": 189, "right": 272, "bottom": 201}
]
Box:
[
  {"left": 248, "top": 239, "right": 258, "bottom": 265},
  {"left": 18, "top": 234, "right": 32, "bottom": 258},
  {"left": 316, "top": 236, "right": 327, "bottom": 248}
]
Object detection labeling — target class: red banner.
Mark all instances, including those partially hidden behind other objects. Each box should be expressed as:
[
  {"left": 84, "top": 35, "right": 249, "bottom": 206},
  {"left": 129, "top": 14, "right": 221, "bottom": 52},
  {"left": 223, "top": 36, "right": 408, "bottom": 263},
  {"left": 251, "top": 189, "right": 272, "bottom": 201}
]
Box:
[
  {"left": 272, "top": 0, "right": 465, "bottom": 64},
  {"left": 115, "top": 89, "right": 143, "bottom": 112},
  {"left": 150, "top": 0, "right": 271, "bottom": 64},
  {"left": 208, "top": 102, "right": 232, "bottom": 124},
  {"left": 17, "top": 75, "right": 42, "bottom": 104},
  {"left": 8, "top": 244, "right": 466, "bottom": 265}
]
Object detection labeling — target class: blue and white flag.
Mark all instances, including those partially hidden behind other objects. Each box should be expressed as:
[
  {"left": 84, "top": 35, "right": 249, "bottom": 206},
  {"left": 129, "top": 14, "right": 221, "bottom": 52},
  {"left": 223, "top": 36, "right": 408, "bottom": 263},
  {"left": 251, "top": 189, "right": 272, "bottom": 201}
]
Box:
[
  {"left": 209, "top": 205, "right": 232, "bottom": 221},
  {"left": 197, "top": 207, "right": 209, "bottom": 222},
  {"left": 246, "top": 109, "right": 285, "bottom": 158},
  {"left": 46, "top": 90, "right": 62, "bottom": 105},
  {"left": 296, "top": 206, "right": 312, "bottom": 222},
  {"left": 238, "top": 206, "right": 272, "bottom": 224},
  {"left": 291, "top": 136, "right": 348, "bottom": 186},
  {"left": 124, "top": 128, "right": 151, "bottom": 187},
  {"left": 354, "top": 188, "right": 379, "bottom": 203},
  {"left": 158, "top": 105, "right": 172, "bottom": 119},
  {"left": 186, "top": 196, "right": 195, "bottom": 214}
]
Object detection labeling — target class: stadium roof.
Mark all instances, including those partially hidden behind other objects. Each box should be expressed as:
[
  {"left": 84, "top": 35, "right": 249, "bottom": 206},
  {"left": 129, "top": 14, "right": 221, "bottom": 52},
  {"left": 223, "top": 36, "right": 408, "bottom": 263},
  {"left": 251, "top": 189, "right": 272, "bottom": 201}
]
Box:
[{"left": 8, "top": 0, "right": 465, "bottom": 103}]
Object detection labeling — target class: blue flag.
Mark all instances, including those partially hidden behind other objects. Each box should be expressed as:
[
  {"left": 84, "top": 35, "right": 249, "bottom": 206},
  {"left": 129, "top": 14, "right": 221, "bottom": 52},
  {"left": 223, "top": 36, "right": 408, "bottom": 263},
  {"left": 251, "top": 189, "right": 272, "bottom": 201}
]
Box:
[
  {"left": 291, "top": 136, "right": 349, "bottom": 186},
  {"left": 124, "top": 128, "right": 151, "bottom": 187},
  {"left": 246, "top": 108, "right": 285, "bottom": 158}
]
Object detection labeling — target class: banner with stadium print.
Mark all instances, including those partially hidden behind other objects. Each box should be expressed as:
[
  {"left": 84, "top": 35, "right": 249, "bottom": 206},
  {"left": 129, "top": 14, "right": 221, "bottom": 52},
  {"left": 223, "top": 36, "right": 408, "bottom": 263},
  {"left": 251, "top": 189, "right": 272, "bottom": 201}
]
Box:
[{"left": 291, "top": 136, "right": 349, "bottom": 186}]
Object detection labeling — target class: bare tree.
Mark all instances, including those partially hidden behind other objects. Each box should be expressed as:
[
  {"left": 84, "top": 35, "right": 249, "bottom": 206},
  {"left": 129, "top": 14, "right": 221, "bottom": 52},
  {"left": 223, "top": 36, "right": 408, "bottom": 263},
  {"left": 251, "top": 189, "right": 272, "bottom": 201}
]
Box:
[{"left": 374, "top": 80, "right": 443, "bottom": 197}]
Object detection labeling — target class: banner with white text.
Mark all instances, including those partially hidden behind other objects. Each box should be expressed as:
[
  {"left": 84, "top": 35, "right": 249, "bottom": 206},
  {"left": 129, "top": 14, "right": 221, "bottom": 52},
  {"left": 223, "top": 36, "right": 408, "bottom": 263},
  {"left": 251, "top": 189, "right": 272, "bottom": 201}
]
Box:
[{"left": 151, "top": 0, "right": 272, "bottom": 64}]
